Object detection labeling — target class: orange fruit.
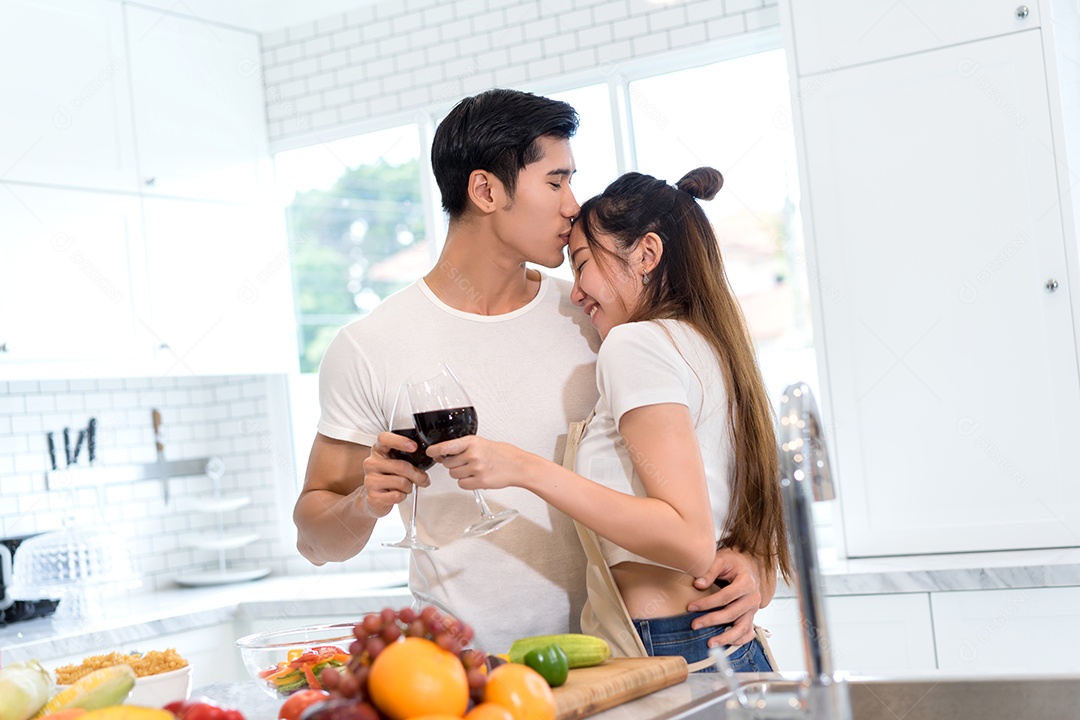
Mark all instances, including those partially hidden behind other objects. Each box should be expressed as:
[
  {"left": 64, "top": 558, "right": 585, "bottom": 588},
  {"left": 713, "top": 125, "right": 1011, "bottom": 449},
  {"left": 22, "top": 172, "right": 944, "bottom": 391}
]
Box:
[
  {"left": 464, "top": 704, "right": 515, "bottom": 720},
  {"left": 368, "top": 637, "right": 469, "bottom": 720},
  {"left": 483, "top": 664, "right": 556, "bottom": 720}
]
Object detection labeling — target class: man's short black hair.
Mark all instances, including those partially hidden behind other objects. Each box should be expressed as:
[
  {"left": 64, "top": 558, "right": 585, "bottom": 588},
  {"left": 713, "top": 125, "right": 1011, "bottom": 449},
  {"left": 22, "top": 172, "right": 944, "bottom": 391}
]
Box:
[{"left": 431, "top": 89, "right": 579, "bottom": 219}]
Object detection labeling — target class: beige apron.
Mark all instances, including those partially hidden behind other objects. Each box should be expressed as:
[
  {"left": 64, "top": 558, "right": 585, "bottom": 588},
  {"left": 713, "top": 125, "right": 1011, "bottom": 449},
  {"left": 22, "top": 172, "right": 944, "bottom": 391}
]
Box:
[{"left": 562, "top": 410, "right": 778, "bottom": 673}]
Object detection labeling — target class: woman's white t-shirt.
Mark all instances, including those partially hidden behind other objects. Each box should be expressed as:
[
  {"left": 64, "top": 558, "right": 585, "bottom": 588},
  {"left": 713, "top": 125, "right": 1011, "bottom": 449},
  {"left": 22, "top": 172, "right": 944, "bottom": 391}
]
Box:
[{"left": 575, "top": 319, "right": 733, "bottom": 570}]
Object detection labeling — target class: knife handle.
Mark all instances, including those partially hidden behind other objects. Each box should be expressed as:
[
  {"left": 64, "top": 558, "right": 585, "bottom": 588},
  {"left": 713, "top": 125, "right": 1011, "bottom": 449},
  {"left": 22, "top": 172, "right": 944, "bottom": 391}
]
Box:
[
  {"left": 72, "top": 430, "right": 86, "bottom": 464},
  {"left": 63, "top": 428, "right": 72, "bottom": 467},
  {"left": 152, "top": 409, "right": 165, "bottom": 457},
  {"left": 87, "top": 418, "right": 97, "bottom": 465},
  {"left": 47, "top": 432, "right": 57, "bottom": 471}
]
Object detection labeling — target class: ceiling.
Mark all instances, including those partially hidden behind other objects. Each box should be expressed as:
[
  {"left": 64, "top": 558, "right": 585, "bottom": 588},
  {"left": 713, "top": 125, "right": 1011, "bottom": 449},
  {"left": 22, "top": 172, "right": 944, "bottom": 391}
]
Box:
[{"left": 131, "top": 0, "right": 381, "bottom": 33}]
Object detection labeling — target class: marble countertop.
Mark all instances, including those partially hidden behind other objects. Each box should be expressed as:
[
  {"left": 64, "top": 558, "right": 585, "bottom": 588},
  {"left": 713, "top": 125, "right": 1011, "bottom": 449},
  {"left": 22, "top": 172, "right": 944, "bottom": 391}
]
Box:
[
  {"left": 5, "top": 545, "right": 1080, "bottom": 665},
  {"left": 0, "top": 571, "right": 412, "bottom": 665},
  {"left": 803, "top": 546, "right": 1080, "bottom": 597}
]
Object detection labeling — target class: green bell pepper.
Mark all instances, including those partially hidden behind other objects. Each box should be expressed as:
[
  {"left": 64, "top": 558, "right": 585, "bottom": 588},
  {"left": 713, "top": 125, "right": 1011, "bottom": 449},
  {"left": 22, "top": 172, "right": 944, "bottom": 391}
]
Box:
[{"left": 523, "top": 643, "right": 570, "bottom": 687}]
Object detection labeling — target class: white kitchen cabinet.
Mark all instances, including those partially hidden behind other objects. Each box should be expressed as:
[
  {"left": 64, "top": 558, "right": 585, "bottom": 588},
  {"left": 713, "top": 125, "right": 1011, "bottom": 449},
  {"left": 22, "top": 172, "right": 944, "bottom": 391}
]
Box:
[
  {"left": 787, "top": 0, "right": 1039, "bottom": 76},
  {"left": 756, "top": 593, "right": 937, "bottom": 674},
  {"left": 932, "top": 587, "right": 1080, "bottom": 672},
  {"left": 43, "top": 622, "right": 242, "bottom": 688},
  {"left": 125, "top": 5, "right": 271, "bottom": 204},
  {"left": 141, "top": 198, "right": 297, "bottom": 376},
  {"left": 0, "top": 0, "right": 137, "bottom": 192},
  {"left": 782, "top": 6, "right": 1080, "bottom": 556},
  {"left": 0, "top": 183, "right": 150, "bottom": 379}
]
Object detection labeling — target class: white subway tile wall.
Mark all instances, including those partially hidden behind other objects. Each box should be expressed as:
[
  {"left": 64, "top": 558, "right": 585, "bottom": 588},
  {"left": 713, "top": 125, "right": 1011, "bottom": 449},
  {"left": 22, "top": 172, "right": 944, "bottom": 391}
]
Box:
[
  {"left": 0, "top": 376, "right": 406, "bottom": 592},
  {"left": 260, "top": 0, "right": 779, "bottom": 145}
]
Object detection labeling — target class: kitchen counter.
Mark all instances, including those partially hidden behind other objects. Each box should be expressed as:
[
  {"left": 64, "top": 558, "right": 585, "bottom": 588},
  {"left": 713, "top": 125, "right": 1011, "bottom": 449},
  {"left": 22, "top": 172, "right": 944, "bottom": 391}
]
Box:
[
  {"left": 0, "top": 571, "right": 411, "bottom": 665},
  {"left": 5, "top": 545, "right": 1080, "bottom": 666},
  {"left": 194, "top": 674, "right": 731, "bottom": 720},
  {"left": 799, "top": 546, "right": 1080, "bottom": 597}
]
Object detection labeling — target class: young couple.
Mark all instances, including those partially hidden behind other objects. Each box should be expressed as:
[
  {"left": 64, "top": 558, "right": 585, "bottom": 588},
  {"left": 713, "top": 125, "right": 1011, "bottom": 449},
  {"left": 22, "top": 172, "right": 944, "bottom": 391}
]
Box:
[{"left": 294, "top": 89, "right": 790, "bottom": 672}]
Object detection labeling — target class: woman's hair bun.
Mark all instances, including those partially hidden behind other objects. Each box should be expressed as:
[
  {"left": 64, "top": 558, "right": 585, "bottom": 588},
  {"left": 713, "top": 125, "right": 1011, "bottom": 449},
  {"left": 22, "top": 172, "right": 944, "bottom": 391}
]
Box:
[{"left": 675, "top": 167, "right": 723, "bottom": 201}]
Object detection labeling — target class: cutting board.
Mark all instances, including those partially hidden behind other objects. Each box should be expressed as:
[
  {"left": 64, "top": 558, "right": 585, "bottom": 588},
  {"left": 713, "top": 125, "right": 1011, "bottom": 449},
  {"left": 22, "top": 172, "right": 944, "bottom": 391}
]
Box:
[{"left": 553, "top": 657, "right": 689, "bottom": 720}]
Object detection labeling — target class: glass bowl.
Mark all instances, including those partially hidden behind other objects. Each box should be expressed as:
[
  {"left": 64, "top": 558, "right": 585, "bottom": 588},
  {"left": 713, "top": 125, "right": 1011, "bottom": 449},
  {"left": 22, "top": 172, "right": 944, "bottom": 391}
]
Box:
[{"left": 235, "top": 623, "right": 355, "bottom": 699}]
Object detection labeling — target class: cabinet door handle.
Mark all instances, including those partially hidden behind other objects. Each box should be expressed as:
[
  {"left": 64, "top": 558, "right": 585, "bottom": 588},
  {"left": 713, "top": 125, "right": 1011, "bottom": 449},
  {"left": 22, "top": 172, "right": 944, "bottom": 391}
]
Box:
[
  {"left": 1046, "top": 278, "right": 1059, "bottom": 292},
  {"left": 0, "top": 342, "right": 7, "bottom": 353},
  {"left": 145, "top": 177, "right": 157, "bottom": 187},
  {"left": 1016, "top": 5, "right": 1029, "bottom": 18}
]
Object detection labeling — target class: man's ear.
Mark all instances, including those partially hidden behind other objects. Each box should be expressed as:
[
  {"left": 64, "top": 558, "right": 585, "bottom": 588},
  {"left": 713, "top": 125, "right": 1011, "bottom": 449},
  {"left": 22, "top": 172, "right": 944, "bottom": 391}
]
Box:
[
  {"left": 639, "top": 232, "right": 664, "bottom": 274},
  {"left": 467, "top": 170, "right": 504, "bottom": 215}
]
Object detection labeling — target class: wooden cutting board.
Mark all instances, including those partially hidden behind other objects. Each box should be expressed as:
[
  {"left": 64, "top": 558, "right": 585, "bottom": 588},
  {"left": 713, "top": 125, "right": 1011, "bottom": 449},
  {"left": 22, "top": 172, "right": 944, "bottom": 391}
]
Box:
[{"left": 553, "top": 657, "right": 689, "bottom": 720}]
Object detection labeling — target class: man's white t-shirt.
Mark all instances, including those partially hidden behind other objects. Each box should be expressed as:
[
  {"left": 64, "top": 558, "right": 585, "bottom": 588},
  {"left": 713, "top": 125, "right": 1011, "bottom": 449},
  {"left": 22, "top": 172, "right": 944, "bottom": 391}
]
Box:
[
  {"left": 575, "top": 319, "right": 733, "bottom": 572},
  {"left": 317, "top": 273, "right": 599, "bottom": 652}
]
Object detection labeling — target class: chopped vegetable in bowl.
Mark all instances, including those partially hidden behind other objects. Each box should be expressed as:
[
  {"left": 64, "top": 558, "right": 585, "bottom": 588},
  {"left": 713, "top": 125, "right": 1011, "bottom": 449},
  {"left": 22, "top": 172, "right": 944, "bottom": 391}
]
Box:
[
  {"left": 236, "top": 622, "right": 358, "bottom": 699},
  {"left": 257, "top": 645, "right": 349, "bottom": 695}
]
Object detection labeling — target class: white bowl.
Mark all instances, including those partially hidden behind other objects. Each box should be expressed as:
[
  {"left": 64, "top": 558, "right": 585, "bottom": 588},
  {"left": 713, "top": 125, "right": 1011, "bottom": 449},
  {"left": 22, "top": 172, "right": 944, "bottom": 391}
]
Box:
[{"left": 126, "top": 665, "right": 193, "bottom": 708}]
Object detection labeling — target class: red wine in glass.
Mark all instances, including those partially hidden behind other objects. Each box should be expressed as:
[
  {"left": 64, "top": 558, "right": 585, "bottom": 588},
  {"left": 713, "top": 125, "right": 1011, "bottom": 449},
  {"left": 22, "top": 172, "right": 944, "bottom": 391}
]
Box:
[
  {"left": 413, "top": 406, "right": 478, "bottom": 445},
  {"left": 388, "top": 428, "right": 435, "bottom": 471}
]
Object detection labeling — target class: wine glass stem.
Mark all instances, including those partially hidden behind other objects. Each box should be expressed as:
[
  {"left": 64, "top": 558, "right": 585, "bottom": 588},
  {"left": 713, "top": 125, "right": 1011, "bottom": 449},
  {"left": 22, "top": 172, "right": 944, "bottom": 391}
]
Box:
[
  {"left": 473, "top": 490, "right": 494, "bottom": 517},
  {"left": 407, "top": 489, "right": 421, "bottom": 538}
]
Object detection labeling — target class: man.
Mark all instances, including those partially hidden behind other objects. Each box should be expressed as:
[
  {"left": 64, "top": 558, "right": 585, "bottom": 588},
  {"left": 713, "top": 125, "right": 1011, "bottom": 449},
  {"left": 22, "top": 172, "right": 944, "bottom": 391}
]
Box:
[{"left": 294, "top": 89, "right": 770, "bottom": 652}]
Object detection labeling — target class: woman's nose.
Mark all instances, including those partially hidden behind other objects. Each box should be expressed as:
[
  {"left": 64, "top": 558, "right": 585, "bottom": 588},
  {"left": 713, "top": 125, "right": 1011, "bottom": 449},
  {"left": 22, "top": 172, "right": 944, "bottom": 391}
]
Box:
[{"left": 570, "top": 276, "right": 585, "bottom": 306}]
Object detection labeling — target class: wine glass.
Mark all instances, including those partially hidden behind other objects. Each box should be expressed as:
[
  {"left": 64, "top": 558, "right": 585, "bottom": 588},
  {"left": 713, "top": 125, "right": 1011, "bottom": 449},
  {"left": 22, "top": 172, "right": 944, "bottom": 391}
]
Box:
[
  {"left": 382, "top": 382, "right": 438, "bottom": 551},
  {"left": 406, "top": 363, "right": 518, "bottom": 538}
]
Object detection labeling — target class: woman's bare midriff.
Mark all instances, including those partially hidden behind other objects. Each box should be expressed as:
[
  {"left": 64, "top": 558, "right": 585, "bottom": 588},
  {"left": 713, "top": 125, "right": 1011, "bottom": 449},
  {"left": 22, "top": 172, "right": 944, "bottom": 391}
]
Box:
[{"left": 611, "top": 561, "right": 715, "bottom": 619}]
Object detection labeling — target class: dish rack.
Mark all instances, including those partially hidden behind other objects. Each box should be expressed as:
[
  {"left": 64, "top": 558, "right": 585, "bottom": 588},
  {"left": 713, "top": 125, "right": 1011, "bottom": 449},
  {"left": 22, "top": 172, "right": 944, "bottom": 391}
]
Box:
[{"left": 174, "top": 457, "right": 270, "bottom": 587}]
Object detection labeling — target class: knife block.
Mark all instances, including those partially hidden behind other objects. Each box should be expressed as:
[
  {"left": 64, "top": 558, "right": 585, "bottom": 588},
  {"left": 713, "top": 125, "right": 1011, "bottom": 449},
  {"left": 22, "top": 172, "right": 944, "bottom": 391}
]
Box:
[{"left": 174, "top": 458, "right": 270, "bottom": 587}]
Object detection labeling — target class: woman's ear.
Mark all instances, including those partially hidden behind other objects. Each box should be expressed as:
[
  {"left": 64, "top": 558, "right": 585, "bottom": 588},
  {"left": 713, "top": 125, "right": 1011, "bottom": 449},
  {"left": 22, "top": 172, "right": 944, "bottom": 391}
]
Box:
[
  {"left": 639, "top": 232, "right": 664, "bottom": 274},
  {"left": 467, "top": 170, "right": 500, "bottom": 214}
]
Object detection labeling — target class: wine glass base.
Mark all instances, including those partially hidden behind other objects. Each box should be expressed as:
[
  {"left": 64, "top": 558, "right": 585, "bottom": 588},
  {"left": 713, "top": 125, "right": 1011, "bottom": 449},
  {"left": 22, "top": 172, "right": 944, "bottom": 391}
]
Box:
[
  {"left": 382, "top": 537, "right": 439, "bottom": 551},
  {"left": 462, "top": 509, "right": 519, "bottom": 538}
]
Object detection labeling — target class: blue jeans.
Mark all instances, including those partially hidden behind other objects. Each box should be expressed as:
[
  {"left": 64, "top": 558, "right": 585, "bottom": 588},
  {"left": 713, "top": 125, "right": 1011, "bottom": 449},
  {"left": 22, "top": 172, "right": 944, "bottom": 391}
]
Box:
[{"left": 632, "top": 610, "right": 773, "bottom": 673}]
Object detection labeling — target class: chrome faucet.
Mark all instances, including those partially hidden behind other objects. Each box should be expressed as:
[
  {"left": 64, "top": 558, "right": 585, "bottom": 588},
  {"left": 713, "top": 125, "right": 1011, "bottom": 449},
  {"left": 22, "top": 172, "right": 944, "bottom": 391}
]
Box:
[{"left": 714, "top": 382, "right": 851, "bottom": 720}]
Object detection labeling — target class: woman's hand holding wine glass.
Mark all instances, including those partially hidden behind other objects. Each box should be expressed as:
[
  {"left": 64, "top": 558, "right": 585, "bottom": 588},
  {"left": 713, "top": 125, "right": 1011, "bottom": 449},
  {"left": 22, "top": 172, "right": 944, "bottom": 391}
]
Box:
[{"left": 426, "top": 435, "right": 532, "bottom": 492}]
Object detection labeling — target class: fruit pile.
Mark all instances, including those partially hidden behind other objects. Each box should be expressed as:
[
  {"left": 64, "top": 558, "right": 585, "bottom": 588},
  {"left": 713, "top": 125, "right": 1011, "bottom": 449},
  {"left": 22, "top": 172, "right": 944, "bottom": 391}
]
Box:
[{"left": 298, "top": 606, "right": 556, "bottom": 720}]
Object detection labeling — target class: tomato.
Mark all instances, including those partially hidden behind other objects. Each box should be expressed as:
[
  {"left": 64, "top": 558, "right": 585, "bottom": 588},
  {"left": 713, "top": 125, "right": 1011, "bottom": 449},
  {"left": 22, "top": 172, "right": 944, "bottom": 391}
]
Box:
[
  {"left": 278, "top": 689, "right": 330, "bottom": 720},
  {"left": 165, "top": 698, "right": 245, "bottom": 720}
]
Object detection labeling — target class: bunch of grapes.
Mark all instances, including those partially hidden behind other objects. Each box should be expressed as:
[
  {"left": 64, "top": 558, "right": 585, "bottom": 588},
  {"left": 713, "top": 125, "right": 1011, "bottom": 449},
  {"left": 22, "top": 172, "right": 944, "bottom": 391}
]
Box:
[{"left": 317, "top": 606, "right": 488, "bottom": 710}]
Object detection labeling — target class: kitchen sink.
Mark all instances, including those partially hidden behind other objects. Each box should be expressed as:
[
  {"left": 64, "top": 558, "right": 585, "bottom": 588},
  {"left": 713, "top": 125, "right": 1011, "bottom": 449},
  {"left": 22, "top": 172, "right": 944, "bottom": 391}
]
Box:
[{"left": 655, "top": 674, "right": 1080, "bottom": 720}]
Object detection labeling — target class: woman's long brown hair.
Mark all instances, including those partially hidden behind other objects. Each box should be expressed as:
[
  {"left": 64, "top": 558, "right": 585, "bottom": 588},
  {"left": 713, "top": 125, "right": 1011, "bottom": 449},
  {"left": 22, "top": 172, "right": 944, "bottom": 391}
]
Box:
[{"left": 576, "top": 168, "right": 792, "bottom": 583}]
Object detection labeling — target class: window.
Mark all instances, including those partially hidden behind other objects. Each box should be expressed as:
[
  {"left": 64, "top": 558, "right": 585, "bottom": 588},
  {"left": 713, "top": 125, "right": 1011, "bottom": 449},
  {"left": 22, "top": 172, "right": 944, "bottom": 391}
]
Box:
[
  {"left": 274, "top": 125, "right": 428, "bottom": 373},
  {"left": 275, "top": 50, "right": 816, "bottom": 400},
  {"left": 629, "top": 50, "right": 817, "bottom": 400}
]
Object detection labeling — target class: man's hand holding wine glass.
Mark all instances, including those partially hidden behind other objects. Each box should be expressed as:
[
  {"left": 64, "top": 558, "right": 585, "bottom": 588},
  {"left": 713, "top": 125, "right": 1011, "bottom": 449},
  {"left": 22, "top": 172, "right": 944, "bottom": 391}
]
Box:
[{"left": 361, "top": 432, "right": 431, "bottom": 518}]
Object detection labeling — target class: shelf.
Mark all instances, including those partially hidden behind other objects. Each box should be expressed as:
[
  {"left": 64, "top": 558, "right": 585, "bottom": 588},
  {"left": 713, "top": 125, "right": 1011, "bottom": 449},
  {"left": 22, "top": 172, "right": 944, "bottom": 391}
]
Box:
[
  {"left": 174, "top": 494, "right": 251, "bottom": 514},
  {"left": 46, "top": 457, "right": 221, "bottom": 491},
  {"left": 174, "top": 567, "right": 270, "bottom": 587},
  {"left": 187, "top": 531, "right": 259, "bottom": 551}
]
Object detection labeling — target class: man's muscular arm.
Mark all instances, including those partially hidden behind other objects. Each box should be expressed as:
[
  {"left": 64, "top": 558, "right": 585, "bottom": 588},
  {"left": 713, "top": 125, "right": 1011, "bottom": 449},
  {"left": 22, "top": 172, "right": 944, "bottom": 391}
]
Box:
[{"left": 294, "top": 432, "right": 428, "bottom": 564}]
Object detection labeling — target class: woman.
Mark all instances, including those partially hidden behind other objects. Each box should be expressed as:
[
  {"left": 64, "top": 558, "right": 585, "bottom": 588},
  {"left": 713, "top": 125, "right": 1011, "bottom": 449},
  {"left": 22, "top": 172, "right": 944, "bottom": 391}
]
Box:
[{"left": 428, "top": 168, "right": 792, "bottom": 671}]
